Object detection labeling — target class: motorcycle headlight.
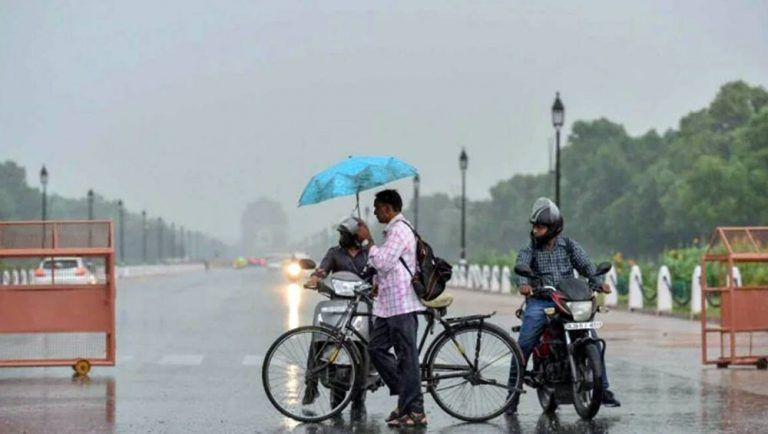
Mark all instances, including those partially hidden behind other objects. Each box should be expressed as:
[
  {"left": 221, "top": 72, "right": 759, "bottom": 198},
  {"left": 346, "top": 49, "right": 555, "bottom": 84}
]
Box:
[
  {"left": 286, "top": 262, "right": 301, "bottom": 277},
  {"left": 331, "top": 280, "right": 357, "bottom": 297},
  {"left": 566, "top": 301, "right": 594, "bottom": 322}
]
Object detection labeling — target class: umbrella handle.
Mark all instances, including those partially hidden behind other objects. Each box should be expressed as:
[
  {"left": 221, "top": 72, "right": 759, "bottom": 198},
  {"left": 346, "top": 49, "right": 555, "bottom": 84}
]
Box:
[{"left": 356, "top": 191, "right": 361, "bottom": 219}]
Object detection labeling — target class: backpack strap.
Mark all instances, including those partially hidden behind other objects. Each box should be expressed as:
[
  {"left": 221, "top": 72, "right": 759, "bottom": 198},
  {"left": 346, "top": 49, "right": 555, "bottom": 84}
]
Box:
[
  {"left": 394, "top": 219, "right": 418, "bottom": 276},
  {"left": 563, "top": 236, "right": 573, "bottom": 258},
  {"left": 399, "top": 257, "right": 414, "bottom": 277}
]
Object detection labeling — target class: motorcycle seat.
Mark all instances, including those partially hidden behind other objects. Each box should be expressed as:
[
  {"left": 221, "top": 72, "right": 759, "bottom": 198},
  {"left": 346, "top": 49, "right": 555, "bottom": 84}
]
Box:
[{"left": 421, "top": 292, "right": 454, "bottom": 309}]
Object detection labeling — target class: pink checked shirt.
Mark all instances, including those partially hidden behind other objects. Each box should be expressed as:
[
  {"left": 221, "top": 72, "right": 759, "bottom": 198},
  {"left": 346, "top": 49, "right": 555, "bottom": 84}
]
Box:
[{"left": 368, "top": 214, "right": 424, "bottom": 318}]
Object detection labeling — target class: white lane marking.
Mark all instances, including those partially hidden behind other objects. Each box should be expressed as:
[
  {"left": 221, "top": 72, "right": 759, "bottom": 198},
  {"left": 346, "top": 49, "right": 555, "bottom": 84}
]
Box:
[
  {"left": 158, "top": 355, "right": 205, "bottom": 365},
  {"left": 242, "top": 355, "right": 264, "bottom": 366}
]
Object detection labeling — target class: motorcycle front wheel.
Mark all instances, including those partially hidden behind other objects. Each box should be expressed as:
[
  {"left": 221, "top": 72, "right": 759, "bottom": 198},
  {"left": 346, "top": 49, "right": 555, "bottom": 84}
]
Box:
[
  {"left": 572, "top": 342, "right": 603, "bottom": 419},
  {"left": 537, "top": 386, "right": 558, "bottom": 413}
]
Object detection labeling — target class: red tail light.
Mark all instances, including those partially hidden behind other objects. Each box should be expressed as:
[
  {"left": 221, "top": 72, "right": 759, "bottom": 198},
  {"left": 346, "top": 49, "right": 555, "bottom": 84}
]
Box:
[
  {"left": 75, "top": 267, "right": 86, "bottom": 276},
  {"left": 34, "top": 268, "right": 45, "bottom": 277}
]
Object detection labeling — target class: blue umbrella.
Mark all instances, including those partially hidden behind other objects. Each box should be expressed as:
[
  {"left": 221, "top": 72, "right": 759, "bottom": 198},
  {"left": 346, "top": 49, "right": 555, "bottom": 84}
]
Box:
[{"left": 298, "top": 156, "right": 418, "bottom": 213}]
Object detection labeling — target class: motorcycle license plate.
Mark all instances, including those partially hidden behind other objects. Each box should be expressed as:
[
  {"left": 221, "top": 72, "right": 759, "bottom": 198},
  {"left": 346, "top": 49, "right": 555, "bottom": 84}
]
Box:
[{"left": 564, "top": 321, "right": 603, "bottom": 330}]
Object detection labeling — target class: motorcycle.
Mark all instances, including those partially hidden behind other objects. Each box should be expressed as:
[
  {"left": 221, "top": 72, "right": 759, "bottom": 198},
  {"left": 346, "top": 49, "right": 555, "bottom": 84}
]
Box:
[
  {"left": 299, "top": 260, "right": 380, "bottom": 410},
  {"left": 513, "top": 262, "right": 612, "bottom": 420}
]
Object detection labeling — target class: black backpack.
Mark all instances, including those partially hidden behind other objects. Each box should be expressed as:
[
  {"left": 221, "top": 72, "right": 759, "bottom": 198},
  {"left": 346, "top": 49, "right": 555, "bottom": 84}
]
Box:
[{"left": 397, "top": 221, "right": 453, "bottom": 301}]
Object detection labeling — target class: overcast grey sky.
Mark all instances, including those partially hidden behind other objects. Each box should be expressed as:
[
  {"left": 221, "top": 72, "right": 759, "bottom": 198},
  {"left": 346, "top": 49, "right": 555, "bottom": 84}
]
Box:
[{"left": 2, "top": 1, "right": 766, "bottom": 243}]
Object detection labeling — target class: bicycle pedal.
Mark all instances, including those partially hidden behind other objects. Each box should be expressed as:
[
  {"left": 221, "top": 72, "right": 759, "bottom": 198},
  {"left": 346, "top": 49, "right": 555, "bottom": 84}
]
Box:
[{"left": 511, "top": 325, "right": 521, "bottom": 333}]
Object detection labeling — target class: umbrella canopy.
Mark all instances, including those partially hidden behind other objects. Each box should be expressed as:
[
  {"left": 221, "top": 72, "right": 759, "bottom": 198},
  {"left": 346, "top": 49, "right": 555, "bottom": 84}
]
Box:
[{"left": 298, "top": 156, "right": 418, "bottom": 208}]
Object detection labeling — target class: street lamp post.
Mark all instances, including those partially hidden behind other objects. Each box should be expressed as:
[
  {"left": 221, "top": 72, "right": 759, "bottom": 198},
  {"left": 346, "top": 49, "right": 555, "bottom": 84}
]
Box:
[
  {"left": 413, "top": 174, "right": 421, "bottom": 231},
  {"left": 170, "top": 223, "right": 176, "bottom": 259},
  {"left": 40, "top": 166, "right": 49, "bottom": 221},
  {"left": 142, "top": 210, "right": 148, "bottom": 263},
  {"left": 40, "top": 166, "right": 49, "bottom": 247},
  {"left": 459, "top": 149, "right": 468, "bottom": 264},
  {"left": 118, "top": 200, "right": 125, "bottom": 263},
  {"left": 552, "top": 92, "right": 565, "bottom": 206},
  {"left": 157, "top": 218, "right": 164, "bottom": 263},
  {"left": 87, "top": 189, "right": 95, "bottom": 247},
  {"left": 180, "top": 226, "right": 185, "bottom": 260},
  {"left": 87, "top": 189, "right": 94, "bottom": 220}
]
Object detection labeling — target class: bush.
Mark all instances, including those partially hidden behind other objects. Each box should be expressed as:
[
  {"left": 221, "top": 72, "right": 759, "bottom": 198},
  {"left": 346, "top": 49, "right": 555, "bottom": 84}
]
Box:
[{"left": 470, "top": 249, "right": 518, "bottom": 268}]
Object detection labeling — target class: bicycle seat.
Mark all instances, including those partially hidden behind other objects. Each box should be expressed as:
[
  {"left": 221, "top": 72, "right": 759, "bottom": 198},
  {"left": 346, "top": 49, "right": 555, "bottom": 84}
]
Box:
[{"left": 421, "top": 292, "right": 453, "bottom": 309}]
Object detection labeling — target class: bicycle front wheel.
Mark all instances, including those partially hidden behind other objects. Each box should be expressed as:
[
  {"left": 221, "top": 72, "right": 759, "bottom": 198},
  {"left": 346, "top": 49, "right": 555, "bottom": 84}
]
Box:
[
  {"left": 262, "top": 326, "right": 359, "bottom": 423},
  {"left": 426, "top": 322, "right": 524, "bottom": 422}
]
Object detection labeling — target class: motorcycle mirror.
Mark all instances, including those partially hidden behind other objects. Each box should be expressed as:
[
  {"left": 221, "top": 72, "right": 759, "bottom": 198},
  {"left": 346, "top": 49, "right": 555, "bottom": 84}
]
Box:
[
  {"left": 298, "top": 259, "right": 316, "bottom": 270},
  {"left": 594, "top": 262, "right": 612, "bottom": 276},
  {"left": 513, "top": 264, "right": 536, "bottom": 278}
]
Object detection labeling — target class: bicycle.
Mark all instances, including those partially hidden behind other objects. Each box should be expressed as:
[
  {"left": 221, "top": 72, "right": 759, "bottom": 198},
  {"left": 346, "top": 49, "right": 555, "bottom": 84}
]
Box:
[{"left": 262, "top": 278, "right": 525, "bottom": 423}]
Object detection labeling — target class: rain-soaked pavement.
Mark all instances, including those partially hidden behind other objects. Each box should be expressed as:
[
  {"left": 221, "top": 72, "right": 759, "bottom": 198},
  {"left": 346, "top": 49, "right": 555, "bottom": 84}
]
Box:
[{"left": 1, "top": 268, "right": 767, "bottom": 433}]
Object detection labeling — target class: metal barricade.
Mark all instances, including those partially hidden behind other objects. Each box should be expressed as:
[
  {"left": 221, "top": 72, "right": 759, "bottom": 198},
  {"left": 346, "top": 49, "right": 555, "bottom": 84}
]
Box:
[
  {"left": 0, "top": 220, "right": 116, "bottom": 374},
  {"left": 701, "top": 227, "right": 768, "bottom": 369}
]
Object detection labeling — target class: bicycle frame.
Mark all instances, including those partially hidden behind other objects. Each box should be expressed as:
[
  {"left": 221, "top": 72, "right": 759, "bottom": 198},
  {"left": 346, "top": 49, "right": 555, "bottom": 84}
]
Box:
[{"left": 311, "top": 289, "right": 502, "bottom": 388}]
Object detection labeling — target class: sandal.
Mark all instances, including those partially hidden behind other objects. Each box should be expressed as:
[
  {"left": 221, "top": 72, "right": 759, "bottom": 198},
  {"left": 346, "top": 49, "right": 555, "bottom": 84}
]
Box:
[
  {"left": 385, "top": 408, "right": 401, "bottom": 423},
  {"left": 387, "top": 412, "right": 427, "bottom": 427}
]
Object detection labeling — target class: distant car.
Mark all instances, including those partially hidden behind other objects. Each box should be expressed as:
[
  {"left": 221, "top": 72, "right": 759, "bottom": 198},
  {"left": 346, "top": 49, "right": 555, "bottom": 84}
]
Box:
[
  {"left": 247, "top": 257, "right": 267, "bottom": 267},
  {"left": 33, "top": 257, "right": 97, "bottom": 285},
  {"left": 233, "top": 257, "right": 248, "bottom": 269}
]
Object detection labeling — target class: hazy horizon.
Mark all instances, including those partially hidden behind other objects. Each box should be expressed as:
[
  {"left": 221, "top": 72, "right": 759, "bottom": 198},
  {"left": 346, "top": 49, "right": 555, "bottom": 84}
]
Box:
[{"left": 2, "top": 1, "right": 766, "bottom": 243}]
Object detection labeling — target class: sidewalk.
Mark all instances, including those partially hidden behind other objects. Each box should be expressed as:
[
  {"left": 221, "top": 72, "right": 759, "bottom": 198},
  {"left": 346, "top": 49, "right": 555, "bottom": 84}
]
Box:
[{"left": 446, "top": 286, "right": 768, "bottom": 398}]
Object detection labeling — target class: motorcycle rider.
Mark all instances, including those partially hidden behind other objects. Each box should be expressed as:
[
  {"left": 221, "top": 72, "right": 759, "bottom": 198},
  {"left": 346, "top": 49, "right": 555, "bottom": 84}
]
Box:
[
  {"left": 302, "top": 216, "right": 371, "bottom": 410},
  {"left": 307, "top": 216, "right": 370, "bottom": 288},
  {"left": 506, "top": 197, "right": 621, "bottom": 415}
]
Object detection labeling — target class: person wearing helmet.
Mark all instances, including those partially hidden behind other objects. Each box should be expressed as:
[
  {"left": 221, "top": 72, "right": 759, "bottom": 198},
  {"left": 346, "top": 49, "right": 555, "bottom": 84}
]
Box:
[
  {"left": 302, "top": 216, "right": 371, "bottom": 410},
  {"left": 506, "top": 197, "right": 621, "bottom": 415},
  {"left": 306, "top": 216, "right": 371, "bottom": 288}
]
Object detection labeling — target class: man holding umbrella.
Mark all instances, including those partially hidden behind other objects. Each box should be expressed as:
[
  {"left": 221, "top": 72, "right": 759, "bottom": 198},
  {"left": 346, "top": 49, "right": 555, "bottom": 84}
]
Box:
[{"left": 357, "top": 189, "right": 427, "bottom": 428}]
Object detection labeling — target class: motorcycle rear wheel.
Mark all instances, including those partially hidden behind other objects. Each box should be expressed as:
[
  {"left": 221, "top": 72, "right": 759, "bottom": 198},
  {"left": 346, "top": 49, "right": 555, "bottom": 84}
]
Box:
[{"left": 572, "top": 342, "right": 603, "bottom": 419}]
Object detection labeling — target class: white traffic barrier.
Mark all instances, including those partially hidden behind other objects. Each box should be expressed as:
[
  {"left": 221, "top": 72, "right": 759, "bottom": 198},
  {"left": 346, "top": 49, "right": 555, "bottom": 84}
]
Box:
[
  {"left": 691, "top": 265, "right": 702, "bottom": 316},
  {"left": 448, "top": 265, "right": 461, "bottom": 287},
  {"left": 501, "top": 266, "right": 512, "bottom": 294},
  {"left": 490, "top": 266, "right": 501, "bottom": 292},
  {"left": 11, "top": 270, "right": 19, "bottom": 285},
  {"left": 656, "top": 265, "right": 673, "bottom": 314},
  {"left": 480, "top": 265, "right": 492, "bottom": 291},
  {"left": 457, "top": 265, "right": 468, "bottom": 288},
  {"left": 469, "top": 265, "right": 483, "bottom": 290},
  {"left": 456, "top": 265, "right": 468, "bottom": 287},
  {"left": 628, "top": 265, "right": 644, "bottom": 311},
  {"left": 1, "top": 271, "right": 9, "bottom": 285},
  {"left": 19, "top": 269, "right": 28, "bottom": 285},
  {"left": 115, "top": 263, "right": 207, "bottom": 279},
  {"left": 604, "top": 266, "right": 618, "bottom": 306}
]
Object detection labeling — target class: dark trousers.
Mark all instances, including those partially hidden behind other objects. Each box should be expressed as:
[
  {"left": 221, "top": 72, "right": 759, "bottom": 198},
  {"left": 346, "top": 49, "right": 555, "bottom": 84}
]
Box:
[
  {"left": 509, "top": 297, "right": 610, "bottom": 390},
  {"left": 368, "top": 313, "right": 423, "bottom": 414}
]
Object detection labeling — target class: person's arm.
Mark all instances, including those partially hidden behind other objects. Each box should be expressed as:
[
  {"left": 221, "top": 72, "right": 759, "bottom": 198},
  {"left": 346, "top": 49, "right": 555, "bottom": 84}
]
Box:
[
  {"left": 368, "top": 225, "right": 408, "bottom": 273},
  {"left": 515, "top": 246, "right": 533, "bottom": 286},
  {"left": 569, "top": 239, "right": 601, "bottom": 290},
  {"left": 312, "top": 248, "right": 336, "bottom": 277}
]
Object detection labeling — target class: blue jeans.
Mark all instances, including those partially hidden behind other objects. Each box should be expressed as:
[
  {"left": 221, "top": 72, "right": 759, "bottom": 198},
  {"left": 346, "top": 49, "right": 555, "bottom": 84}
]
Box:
[{"left": 510, "top": 297, "right": 610, "bottom": 390}]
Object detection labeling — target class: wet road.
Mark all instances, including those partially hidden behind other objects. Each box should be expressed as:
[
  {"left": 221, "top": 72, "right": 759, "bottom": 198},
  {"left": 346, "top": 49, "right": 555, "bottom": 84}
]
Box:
[{"left": 1, "top": 268, "right": 767, "bottom": 433}]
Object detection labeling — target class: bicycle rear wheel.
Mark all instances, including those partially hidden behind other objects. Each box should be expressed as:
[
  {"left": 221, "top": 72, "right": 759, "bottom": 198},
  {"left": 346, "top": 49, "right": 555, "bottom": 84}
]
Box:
[
  {"left": 426, "top": 322, "right": 524, "bottom": 422},
  {"left": 262, "top": 326, "right": 358, "bottom": 423}
]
